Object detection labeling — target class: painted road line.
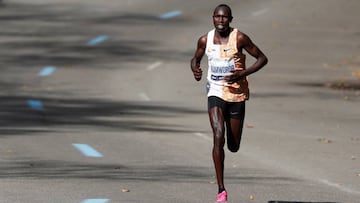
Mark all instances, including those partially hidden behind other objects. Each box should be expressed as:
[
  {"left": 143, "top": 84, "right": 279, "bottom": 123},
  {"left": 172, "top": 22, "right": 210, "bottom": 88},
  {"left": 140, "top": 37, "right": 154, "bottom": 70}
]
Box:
[
  {"left": 81, "top": 199, "right": 109, "bottom": 203},
  {"left": 319, "top": 178, "right": 360, "bottom": 195},
  {"left": 139, "top": 92, "right": 150, "bottom": 101},
  {"left": 27, "top": 99, "right": 44, "bottom": 110},
  {"left": 72, "top": 143, "right": 103, "bottom": 158},
  {"left": 159, "top": 10, "right": 182, "bottom": 19},
  {"left": 252, "top": 8, "right": 269, "bottom": 17},
  {"left": 147, "top": 61, "right": 163, "bottom": 71},
  {"left": 193, "top": 132, "right": 212, "bottom": 142},
  {"left": 87, "top": 35, "right": 108, "bottom": 46},
  {"left": 39, "top": 66, "right": 56, "bottom": 76}
]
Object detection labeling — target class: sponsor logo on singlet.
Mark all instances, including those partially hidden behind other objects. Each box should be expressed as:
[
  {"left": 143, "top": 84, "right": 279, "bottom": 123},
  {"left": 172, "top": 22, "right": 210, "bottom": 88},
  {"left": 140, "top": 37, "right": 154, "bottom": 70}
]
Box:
[
  {"left": 209, "top": 58, "right": 235, "bottom": 81},
  {"left": 210, "top": 64, "right": 235, "bottom": 81}
]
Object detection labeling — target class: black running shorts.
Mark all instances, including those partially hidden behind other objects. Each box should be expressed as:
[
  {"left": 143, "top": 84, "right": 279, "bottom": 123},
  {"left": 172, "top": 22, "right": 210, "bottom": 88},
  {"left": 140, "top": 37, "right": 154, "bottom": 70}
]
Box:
[{"left": 208, "top": 96, "right": 245, "bottom": 119}]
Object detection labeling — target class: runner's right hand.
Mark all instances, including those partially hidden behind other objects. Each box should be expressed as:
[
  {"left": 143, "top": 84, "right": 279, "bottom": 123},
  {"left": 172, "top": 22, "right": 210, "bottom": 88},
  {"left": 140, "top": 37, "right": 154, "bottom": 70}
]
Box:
[{"left": 192, "top": 67, "right": 202, "bottom": 81}]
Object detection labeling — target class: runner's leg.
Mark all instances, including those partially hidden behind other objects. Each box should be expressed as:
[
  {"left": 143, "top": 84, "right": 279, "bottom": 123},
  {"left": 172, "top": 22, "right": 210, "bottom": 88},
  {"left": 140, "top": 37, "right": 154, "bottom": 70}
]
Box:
[
  {"left": 209, "top": 106, "right": 226, "bottom": 192},
  {"left": 226, "top": 102, "right": 245, "bottom": 152}
]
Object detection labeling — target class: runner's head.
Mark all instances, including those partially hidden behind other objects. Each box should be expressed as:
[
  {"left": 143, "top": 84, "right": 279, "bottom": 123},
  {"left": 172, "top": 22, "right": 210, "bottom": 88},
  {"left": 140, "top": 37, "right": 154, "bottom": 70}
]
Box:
[{"left": 213, "top": 4, "right": 233, "bottom": 33}]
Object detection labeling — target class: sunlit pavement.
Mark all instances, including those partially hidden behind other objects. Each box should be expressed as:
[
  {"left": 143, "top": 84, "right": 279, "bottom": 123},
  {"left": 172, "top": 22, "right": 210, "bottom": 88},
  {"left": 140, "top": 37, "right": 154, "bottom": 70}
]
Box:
[{"left": 0, "top": 0, "right": 359, "bottom": 202}]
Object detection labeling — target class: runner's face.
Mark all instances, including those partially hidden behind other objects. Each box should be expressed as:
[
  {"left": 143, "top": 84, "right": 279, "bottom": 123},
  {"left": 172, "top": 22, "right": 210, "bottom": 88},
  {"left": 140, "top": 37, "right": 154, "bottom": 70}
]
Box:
[{"left": 213, "top": 7, "right": 231, "bottom": 33}]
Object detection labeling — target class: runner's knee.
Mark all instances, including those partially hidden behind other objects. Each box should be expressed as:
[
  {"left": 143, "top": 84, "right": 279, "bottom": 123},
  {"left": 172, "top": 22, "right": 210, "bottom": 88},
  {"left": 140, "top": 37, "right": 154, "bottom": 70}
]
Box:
[{"left": 213, "top": 133, "right": 225, "bottom": 148}]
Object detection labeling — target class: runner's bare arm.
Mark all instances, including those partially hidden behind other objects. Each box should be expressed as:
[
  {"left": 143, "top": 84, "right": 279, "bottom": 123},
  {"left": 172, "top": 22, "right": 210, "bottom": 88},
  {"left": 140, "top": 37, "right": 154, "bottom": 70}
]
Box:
[
  {"left": 226, "top": 32, "right": 268, "bottom": 83},
  {"left": 241, "top": 33, "right": 268, "bottom": 75},
  {"left": 190, "top": 35, "right": 207, "bottom": 81}
]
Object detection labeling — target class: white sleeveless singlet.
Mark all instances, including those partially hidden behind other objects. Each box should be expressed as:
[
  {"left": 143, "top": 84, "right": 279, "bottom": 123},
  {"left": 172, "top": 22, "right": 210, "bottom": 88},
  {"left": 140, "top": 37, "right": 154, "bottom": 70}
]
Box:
[{"left": 205, "top": 29, "right": 249, "bottom": 102}]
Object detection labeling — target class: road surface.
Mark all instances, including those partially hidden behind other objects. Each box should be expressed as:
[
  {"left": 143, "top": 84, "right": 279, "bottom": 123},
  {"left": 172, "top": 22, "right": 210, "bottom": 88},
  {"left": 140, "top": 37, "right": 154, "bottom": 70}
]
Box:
[{"left": 0, "top": 0, "right": 359, "bottom": 202}]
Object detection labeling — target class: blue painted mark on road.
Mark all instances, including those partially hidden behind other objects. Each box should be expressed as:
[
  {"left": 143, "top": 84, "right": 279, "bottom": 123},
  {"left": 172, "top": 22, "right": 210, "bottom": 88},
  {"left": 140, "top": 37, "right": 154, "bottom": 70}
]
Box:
[
  {"left": 159, "top": 10, "right": 182, "bottom": 19},
  {"left": 81, "top": 199, "right": 109, "bottom": 203},
  {"left": 39, "top": 66, "right": 56, "bottom": 76},
  {"left": 87, "top": 35, "right": 108, "bottom": 46},
  {"left": 27, "top": 99, "right": 44, "bottom": 110},
  {"left": 72, "top": 144, "right": 103, "bottom": 158}
]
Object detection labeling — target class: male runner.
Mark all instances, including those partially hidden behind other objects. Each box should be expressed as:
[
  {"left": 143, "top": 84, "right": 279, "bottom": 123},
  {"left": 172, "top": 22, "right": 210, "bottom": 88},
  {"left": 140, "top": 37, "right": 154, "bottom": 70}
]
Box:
[{"left": 190, "top": 4, "right": 268, "bottom": 203}]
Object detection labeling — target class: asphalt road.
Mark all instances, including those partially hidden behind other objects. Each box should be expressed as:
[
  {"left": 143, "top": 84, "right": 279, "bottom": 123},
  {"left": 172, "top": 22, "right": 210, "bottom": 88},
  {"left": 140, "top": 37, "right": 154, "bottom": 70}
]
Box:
[{"left": 0, "top": 0, "right": 359, "bottom": 203}]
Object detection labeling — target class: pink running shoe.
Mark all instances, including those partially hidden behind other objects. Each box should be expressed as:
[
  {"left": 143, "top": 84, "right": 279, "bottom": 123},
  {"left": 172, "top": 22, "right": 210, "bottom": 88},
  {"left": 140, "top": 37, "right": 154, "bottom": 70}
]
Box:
[{"left": 215, "top": 190, "right": 227, "bottom": 203}]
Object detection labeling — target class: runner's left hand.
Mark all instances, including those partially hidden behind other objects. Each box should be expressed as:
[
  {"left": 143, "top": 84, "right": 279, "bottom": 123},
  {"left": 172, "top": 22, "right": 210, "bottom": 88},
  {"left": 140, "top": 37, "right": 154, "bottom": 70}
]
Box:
[{"left": 225, "top": 70, "right": 245, "bottom": 84}]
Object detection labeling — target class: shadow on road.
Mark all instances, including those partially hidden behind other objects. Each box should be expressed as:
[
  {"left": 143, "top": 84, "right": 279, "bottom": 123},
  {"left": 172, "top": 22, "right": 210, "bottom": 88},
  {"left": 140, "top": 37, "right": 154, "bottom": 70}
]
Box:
[
  {"left": 0, "top": 2, "right": 191, "bottom": 69},
  {"left": 0, "top": 2, "right": 201, "bottom": 136},
  {"left": 0, "top": 159, "right": 299, "bottom": 185},
  {"left": 0, "top": 95, "right": 205, "bottom": 136}
]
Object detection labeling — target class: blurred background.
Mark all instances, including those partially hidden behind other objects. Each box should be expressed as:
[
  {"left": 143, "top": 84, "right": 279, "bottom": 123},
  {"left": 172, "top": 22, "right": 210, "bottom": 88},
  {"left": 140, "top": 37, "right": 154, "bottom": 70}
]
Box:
[{"left": 0, "top": 0, "right": 359, "bottom": 202}]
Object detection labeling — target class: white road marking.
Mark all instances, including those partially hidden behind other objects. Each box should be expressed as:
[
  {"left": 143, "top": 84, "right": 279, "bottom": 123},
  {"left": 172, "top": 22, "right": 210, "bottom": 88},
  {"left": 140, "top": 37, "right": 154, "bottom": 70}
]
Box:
[
  {"left": 193, "top": 132, "right": 212, "bottom": 141},
  {"left": 319, "top": 179, "right": 360, "bottom": 195},
  {"left": 147, "top": 61, "right": 163, "bottom": 71},
  {"left": 252, "top": 8, "right": 269, "bottom": 17},
  {"left": 194, "top": 131, "right": 360, "bottom": 195},
  {"left": 139, "top": 92, "right": 151, "bottom": 101}
]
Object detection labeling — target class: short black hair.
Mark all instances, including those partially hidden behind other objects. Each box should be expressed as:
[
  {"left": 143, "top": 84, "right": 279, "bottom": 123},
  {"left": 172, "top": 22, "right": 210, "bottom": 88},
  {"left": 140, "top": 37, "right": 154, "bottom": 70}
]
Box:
[{"left": 214, "top": 4, "right": 232, "bottom": 18}]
